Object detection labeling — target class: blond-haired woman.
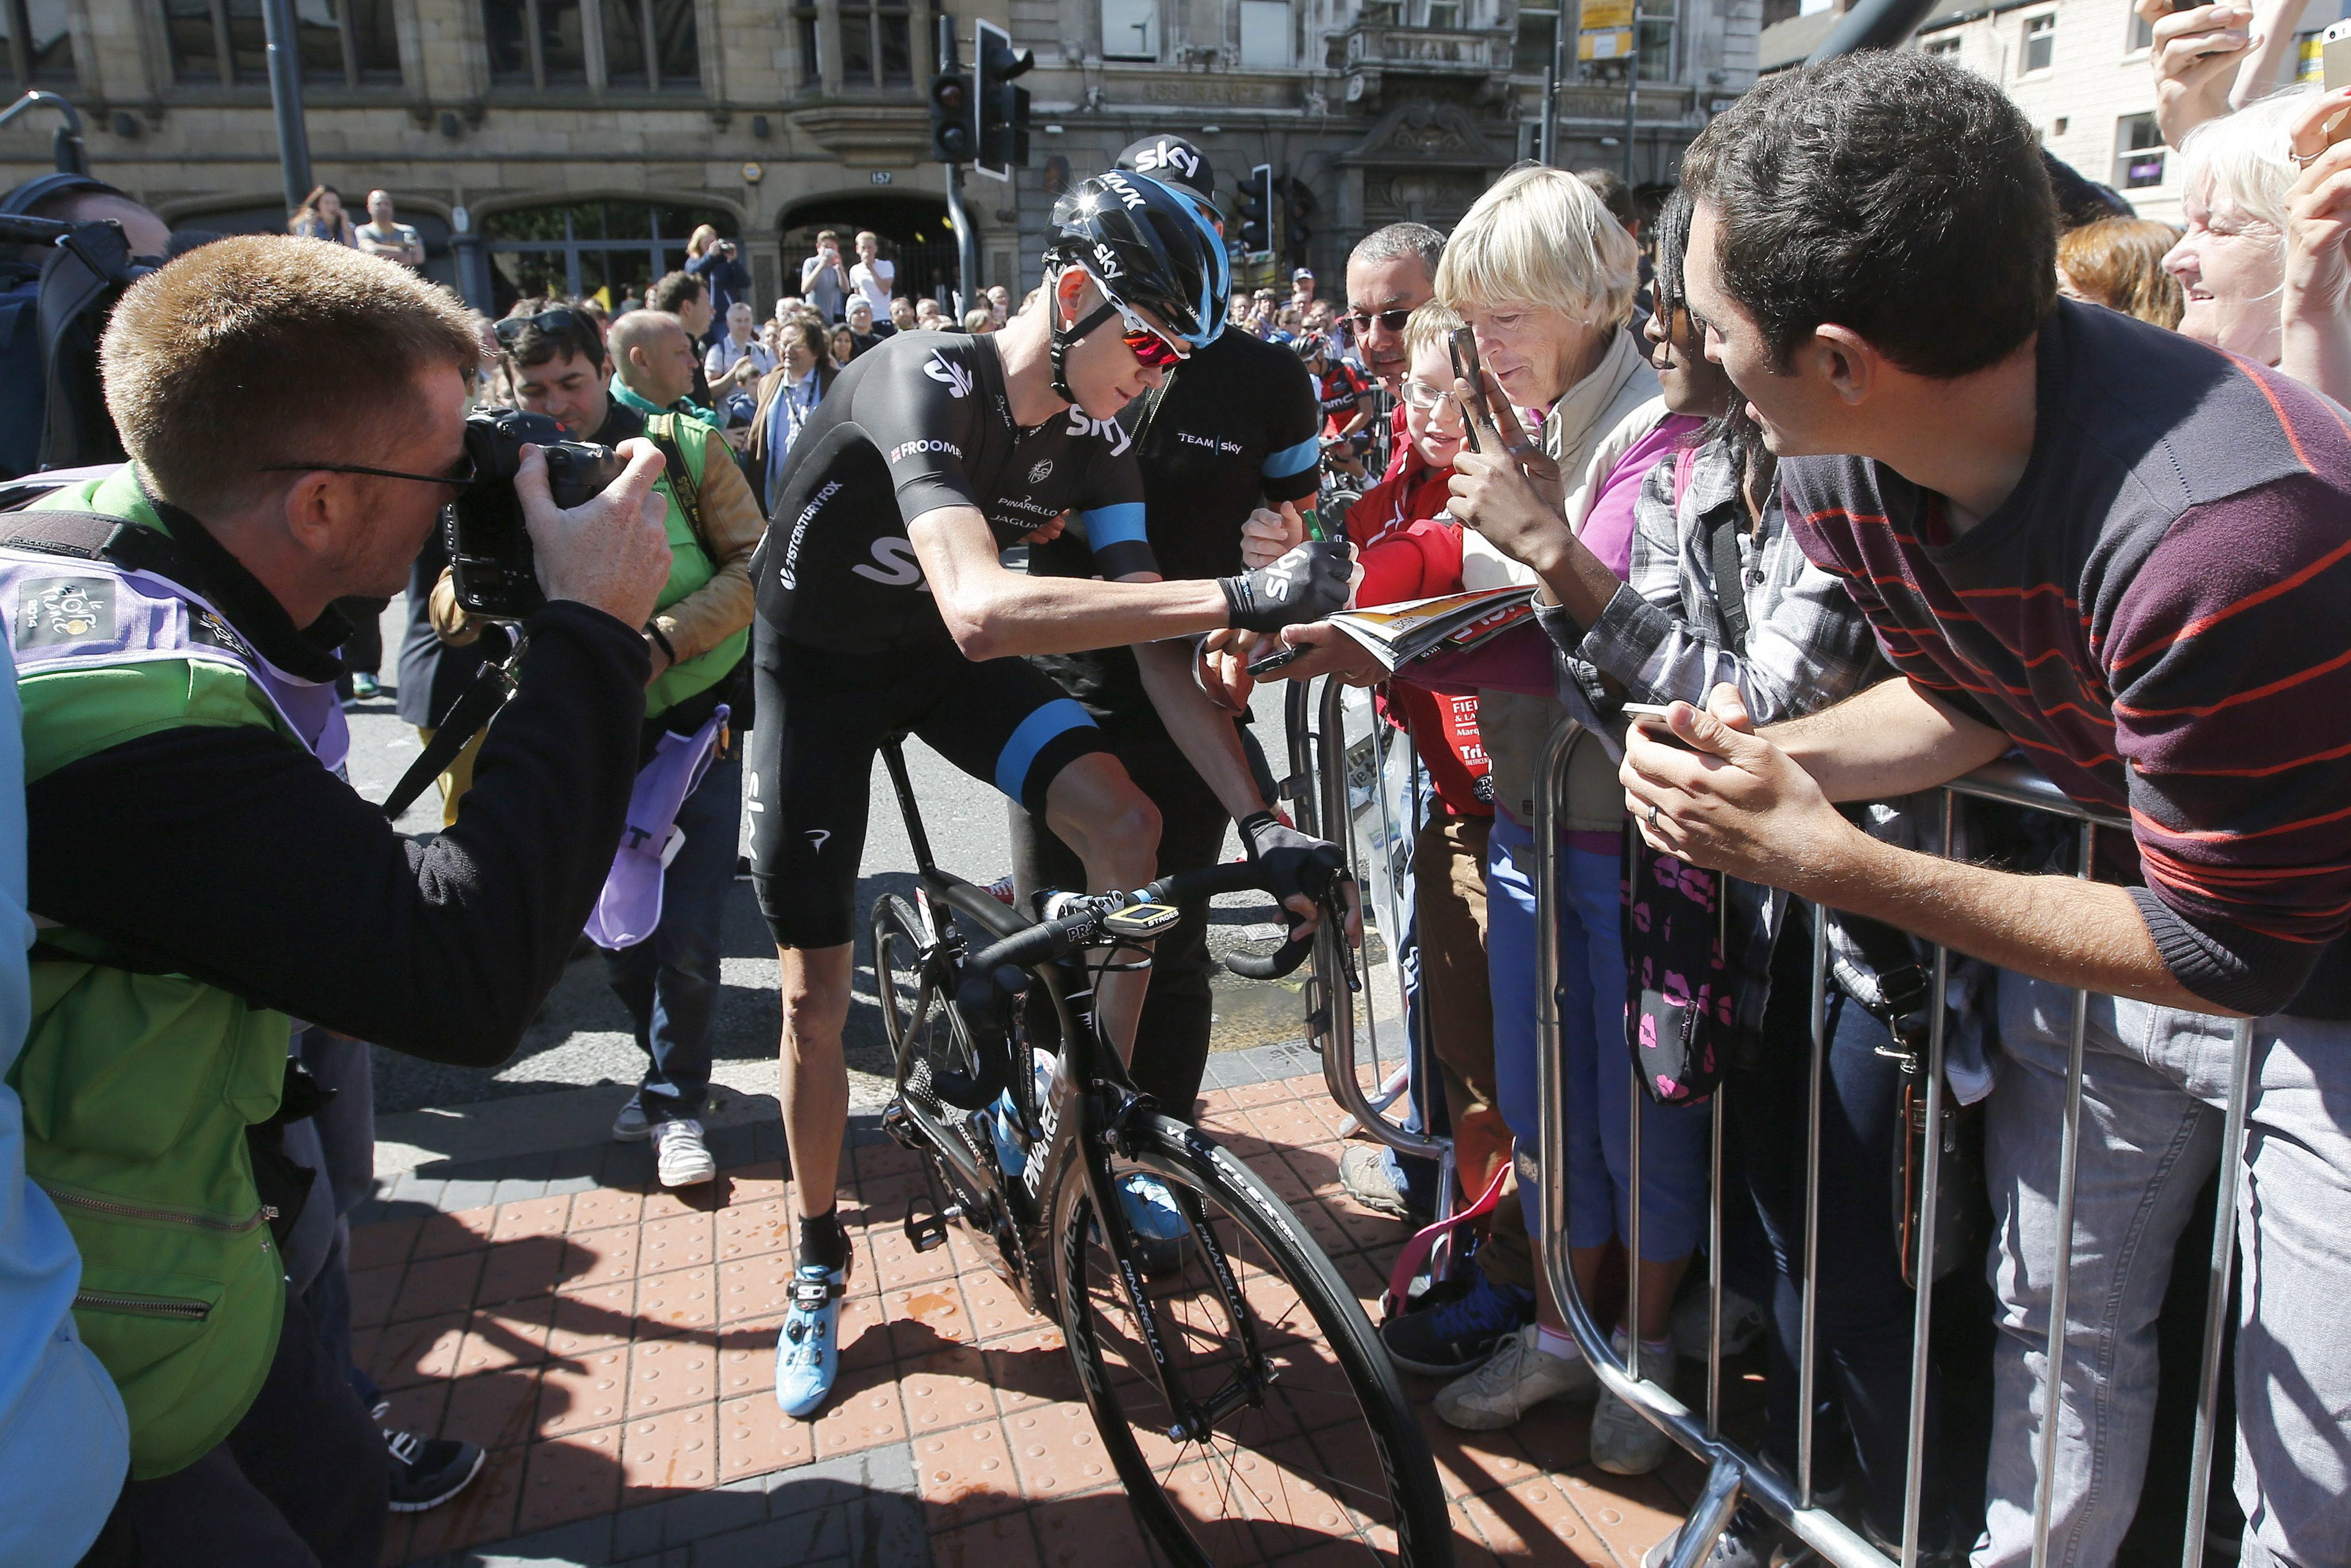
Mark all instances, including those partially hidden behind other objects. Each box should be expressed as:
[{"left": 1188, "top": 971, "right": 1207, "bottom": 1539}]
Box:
[
  {"left": 2057, "top": 217, "right": 2185, "bottom": 329},
  {"left": 1418, "top": 163, "right": 1704, "bottom": 1473},
  {"left": 683, "top": 223, "right": 749, "bottom": 352}
]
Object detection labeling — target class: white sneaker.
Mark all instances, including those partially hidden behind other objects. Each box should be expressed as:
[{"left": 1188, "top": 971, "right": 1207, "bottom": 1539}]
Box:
[
  {"left": 650, "top": 1117, "right": 716, "bottom": 1187},
  {"left": 1669, "top": 1281, "right": 1764, "bottom": 1361},
  {"left": 611, "top": 1093, "right": 649, "bottom": 1143},
  {"left": 1434, "top": 1323, "right": 1598, "bottom": 1431}
]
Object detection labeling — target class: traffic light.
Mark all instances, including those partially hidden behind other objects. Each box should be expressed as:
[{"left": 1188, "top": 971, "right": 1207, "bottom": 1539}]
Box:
[
  {"left": 1237, "top": 163, "right": 1274, "bottom": 258},
  {"left": 1281, "top": 176, "right": 1316, "bottom": 265},
  {"left": 973, "top": 18, "right": 1034, "bottom": 181},
  {"left": 928, "top": 68, "right": 973, "bottom": 163}
]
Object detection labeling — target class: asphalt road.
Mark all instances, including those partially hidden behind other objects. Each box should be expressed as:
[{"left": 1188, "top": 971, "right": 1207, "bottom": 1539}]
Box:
[{"left": 351, "top": 598, "right": 1349, "bottom": 1119}]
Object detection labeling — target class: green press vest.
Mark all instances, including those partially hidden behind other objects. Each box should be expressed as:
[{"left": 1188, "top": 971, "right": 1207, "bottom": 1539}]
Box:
[{"left": 643, "top": 411, "right": 748, "bottom": 719}]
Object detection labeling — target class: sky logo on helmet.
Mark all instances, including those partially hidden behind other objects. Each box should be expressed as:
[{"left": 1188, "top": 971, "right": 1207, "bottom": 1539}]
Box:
[
  {"left": 1092, "top": 241, "right": 1124, "bottom": 280},
  {"left": 922, "top": 351, "right": 975, "bottom": 398},
  {"left": 1132, "top": 140, "right": 1200, "bottom": 181}
]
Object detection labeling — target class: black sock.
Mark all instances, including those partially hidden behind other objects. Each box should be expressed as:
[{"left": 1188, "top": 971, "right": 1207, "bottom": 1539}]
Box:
[{"left": 797, "top": 1212, "right": 848, "bottom": 1273}]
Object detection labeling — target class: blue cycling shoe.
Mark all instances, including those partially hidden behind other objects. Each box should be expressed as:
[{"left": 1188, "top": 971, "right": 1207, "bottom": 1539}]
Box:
[
  {"left": 1380, "top": 1264, "right": 1535, "bottom": 1377},
  {"left": 1114, "top": 1172, "right": 1192, "bottom": 1278},
  {"left": 775, "top": 1262, "right": 848, "bottom": 1419}
]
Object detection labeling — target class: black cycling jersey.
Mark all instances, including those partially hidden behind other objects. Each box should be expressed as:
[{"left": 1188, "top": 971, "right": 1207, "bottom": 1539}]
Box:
[
  {"left": 755, "top": 329, "right": 1153, "bottom": 657},
  {"left": 1026, "top": 328, "right": 1321, "bottom": 719}
]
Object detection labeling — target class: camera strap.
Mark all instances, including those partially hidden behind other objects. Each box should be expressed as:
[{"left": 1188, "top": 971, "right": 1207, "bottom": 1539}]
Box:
[
  {"left": 644, "top": 414, "right": 712, "bottom": 564},
  {"left": 379, "top": 644, "right": 521, "bottom": 822}
]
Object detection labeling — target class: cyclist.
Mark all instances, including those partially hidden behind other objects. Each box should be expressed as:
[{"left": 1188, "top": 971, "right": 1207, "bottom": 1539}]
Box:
[
  {"left": 749, "top": 170, "right": 1351, "bottom": 1422},
  {"left": 1297, "top": 331, "right": 1375, "bottom": 488},
  {"left": 1016, "top": 133, "right": 1328, "bottom": 1133}
]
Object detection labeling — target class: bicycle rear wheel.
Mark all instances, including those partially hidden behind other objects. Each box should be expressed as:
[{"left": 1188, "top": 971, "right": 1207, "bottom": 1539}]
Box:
[{"left": 1054, "top": 1113, "right": 1451, "bottom": 1567}]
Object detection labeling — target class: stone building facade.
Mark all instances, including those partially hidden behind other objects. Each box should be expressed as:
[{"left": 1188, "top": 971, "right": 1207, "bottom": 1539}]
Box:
[{"left": 1, "top": 0, "right": 1757, "bottom": 313}]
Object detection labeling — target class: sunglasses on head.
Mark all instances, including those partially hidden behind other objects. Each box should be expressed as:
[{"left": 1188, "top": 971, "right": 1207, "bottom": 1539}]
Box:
[
  {"left": 1346, "top": 307, "right": 1413, "bottom": 334},
  {"left": 493, "top": 306, "right": 591, "bottom": 347}
]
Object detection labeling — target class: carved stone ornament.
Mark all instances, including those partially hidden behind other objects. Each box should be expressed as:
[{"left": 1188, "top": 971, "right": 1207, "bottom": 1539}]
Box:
[{"left": 1334, "top": 98, "right": 1506, "bottom": 169}]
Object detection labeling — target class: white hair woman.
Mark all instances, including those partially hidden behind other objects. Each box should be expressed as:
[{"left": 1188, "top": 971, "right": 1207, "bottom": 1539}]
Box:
[
  {"left": 1388, "top": 164, "right": 1706, "bottom": 1478},
  {"left": 2166, "top": 84, "right": 2351, "bottom": 401}
]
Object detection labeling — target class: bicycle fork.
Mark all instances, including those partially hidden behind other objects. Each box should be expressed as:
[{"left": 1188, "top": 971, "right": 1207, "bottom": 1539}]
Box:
[{"left": 1084, "top": 1089, "right": 1276, "bottom": 1444}]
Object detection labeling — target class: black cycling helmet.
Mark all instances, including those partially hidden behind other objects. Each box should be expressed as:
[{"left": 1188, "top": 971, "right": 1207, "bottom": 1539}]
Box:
[
  {"left": 1042, "top": 169, "right": 1228, "bottom": 401},
  {"left": 1114, "top": 134, "right": 1216, "bottom": 201},
  {"left": 1293, "top": 332, "right": 1331, "bottom": 362}
]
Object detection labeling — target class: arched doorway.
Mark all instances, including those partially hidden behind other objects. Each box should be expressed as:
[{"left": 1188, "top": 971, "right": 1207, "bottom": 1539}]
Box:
[
  {"left": 482, "top": 199, "right": 735, "bottom": 315},
  {"left": 778, "top": 192, "right": 956, "bottom": 311}
]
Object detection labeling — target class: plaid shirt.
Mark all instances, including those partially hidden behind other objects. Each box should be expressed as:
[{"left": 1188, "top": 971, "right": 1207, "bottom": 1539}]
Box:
[{"left": 1537, "top": 434, "right": 1993, "bottom": 1096}]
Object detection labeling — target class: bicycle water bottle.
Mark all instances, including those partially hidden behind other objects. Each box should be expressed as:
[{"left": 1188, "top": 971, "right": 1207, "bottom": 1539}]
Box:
[{"left": 985, "top": 1051, "right": 1056, "bottom": 1180}]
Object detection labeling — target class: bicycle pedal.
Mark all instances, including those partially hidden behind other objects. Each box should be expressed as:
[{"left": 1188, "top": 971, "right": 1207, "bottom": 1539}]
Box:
[{"left": 903, "top": 1191, "right": 956, "bottom": 1252}]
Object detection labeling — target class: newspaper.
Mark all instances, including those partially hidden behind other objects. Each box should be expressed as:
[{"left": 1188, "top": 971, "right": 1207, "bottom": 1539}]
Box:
[{"left": 1326, "top": 586, "right": 1536, "bottom": 672}]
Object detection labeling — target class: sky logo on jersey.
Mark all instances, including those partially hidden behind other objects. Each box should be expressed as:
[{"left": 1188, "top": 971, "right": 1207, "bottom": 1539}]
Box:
[
  {"left": 1131, "top": 139, "right": 1200, "bottom": 182},
  {"left": 1028, "top": 459, "right": 1054, "bottom": 484},
  {"left": 888, "top": 438, "right": 963, "bottom": 463},
  {"left": 851, "top": 536, "right": 927, "bottom": 588},
  {"left": 1064, "top": 407, "right": 1132, "bottom": 457},
  {"left": 923, "top": 352, "right": 975, "bottom": 398},
  {"left": 776, "top": 479, "right": 843, "bottom": 590}
]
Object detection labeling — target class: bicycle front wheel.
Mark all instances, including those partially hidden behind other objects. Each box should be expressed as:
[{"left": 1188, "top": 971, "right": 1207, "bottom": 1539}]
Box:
[{"left": 1053, "top": 1113, "right": 1451, "bottom": 1567}]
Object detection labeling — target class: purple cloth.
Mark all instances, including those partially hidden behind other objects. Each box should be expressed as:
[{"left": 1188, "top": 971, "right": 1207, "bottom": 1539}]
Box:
[
  {"left": 1582, "top": 416, "right": 1702, "bottom": 578},
  {"left": 587, "top": 707, "right": 728, "bottom": 950}
]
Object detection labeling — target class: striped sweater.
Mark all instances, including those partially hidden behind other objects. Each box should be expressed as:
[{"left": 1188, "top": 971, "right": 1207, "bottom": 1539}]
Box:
[{"left": 1783, "top": 300, "right": 2351, "bottom": 1019}]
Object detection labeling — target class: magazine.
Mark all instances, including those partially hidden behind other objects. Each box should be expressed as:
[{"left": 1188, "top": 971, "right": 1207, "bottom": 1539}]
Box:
[{"left": 1325, "top": 585, "right": 1536, "bottom": 672}]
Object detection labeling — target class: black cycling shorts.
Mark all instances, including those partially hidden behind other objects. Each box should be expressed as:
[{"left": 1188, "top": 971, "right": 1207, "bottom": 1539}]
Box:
[{"left": 747, "top": 624, "right": 1114, "bottom": 950}]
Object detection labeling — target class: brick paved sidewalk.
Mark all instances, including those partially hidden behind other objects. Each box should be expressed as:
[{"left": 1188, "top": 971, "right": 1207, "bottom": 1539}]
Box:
[{"left": 358, "top": 1044, "right": 1711, "bottom": 1567}]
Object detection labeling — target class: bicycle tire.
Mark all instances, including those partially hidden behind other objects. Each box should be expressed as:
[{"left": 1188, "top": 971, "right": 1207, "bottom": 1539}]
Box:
[{"left": 1053, "top": 1113, "right": 1452, "bottom": 1567}]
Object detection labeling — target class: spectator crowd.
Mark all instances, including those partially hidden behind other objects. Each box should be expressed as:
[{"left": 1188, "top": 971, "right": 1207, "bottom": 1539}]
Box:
[{"left": 3, "top": 19, "right": 2350, "bottom": 1567}]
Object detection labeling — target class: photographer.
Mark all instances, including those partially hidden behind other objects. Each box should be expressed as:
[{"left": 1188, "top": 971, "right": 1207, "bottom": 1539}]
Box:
[
  {"left": 799, "top": 228, "right": 853, "bottom": 325},
  {"left": 488, "top": 301, "right": 762, "bottom": 1186},
  {"left": 684, "top": 226, "right": 749, "bottom": 352},
  {"left": 7, "top": 238, "right": 669, "bottom": 1563}
]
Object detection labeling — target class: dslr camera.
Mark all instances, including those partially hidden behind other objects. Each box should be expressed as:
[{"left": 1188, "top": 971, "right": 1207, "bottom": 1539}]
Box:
[{"left": 443, "top": 407, "right": 629, "bottom": 621}]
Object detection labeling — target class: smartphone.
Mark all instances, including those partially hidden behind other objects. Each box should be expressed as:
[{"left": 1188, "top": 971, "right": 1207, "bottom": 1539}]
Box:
[
  {"left": 1447, "top": 326, "right": 1489, "bottom": 455},
  {"left": 2326, "top": 20, "right": 2351, "bottom": 103},
  {"left": 1247, "top": 645, "right": 1308, "bottom": 677},
  {"left": 1621, "top": 701, "right": 1698, "bottom": 748}
]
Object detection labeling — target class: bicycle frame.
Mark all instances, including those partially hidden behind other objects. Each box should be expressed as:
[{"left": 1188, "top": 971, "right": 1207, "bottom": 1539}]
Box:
[{"left": 876, "top": 740, "right": 1275, "bottom": 1428}]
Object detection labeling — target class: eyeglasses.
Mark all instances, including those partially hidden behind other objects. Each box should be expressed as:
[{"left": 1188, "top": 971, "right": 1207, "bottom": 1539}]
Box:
[
  {"left": 1346, "top": 308, "right": 1414, "bottom": 335},
  {"left": 492, "top": 306, "right": 592, "bottom": 347},
  {"left": 1398, "top": 378, "right": 1451, "bottom": 411},
  {"left": 1081, "top": 275, "right": 1189, "bottom": 368},
  {"left": 259, "top": 457, "right": 475, "bottom": 490}
]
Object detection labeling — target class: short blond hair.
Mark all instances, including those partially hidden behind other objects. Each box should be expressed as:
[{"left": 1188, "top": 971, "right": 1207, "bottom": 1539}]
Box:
[
  {"left": 1403, "top": 300, "right": 1465, "bottom": 363},
  {"left": 1434, "top": 164, "right": 1640, "bottom": 329},
  {"left": 2178, "top": 86, "right": 2313, "bottom": 237},
  {"left": 102, "top": 235, "right": 478, "bottom": 516}
]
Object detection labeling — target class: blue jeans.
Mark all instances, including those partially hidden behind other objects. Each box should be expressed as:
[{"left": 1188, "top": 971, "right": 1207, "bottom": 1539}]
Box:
[
  {"left": 1487, "top": 813, "right": 1708, "bottom": 1261},
  {"left": 604, "top": 750, "right": 741, "bottom": 1127},
  {"left": 1977, "top": 973, "right": 2351, "bottom": 1568}
]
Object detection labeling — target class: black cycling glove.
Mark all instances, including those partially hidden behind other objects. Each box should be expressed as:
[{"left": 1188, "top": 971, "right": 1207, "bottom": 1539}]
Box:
[
  {"left": 1217, "top": 540, "right": 1351, "bottom": 634},
  {"left": 1238, "top": 810, "right": 1345, "bottom": 907}
]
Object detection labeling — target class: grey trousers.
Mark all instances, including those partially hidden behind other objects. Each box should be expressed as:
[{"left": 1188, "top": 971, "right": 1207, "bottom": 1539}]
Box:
[{"left": 1975, "top": 972, "right": 2351, "bottom": 1568}]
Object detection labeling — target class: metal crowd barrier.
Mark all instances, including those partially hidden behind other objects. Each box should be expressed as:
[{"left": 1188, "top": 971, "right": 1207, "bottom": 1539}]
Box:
[
  {"left": 1281, "top": 674, "right": 1453, "bottom": 1181},
  {"left": 1518, "top": 715, "right": 2259, "bottom": 1568}
]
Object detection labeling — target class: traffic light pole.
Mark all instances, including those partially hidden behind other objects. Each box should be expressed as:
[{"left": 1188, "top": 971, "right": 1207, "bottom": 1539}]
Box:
[
  {"left": 936, "top": 13, "right": 980, "bottom": 316},
  {"left": 258, "top": 0, "right": 315, "bottom": 215}
]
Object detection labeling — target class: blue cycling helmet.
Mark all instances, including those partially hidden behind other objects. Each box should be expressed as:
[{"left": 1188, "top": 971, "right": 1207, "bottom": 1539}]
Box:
[{"left": 1042, "top": 170, "right": 1228, "bottom": 390}]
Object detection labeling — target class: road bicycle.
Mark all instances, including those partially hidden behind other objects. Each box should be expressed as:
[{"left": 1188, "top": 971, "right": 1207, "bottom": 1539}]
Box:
[{"left": 870, "top": 737, "right": 1452, "bottom": 1567}]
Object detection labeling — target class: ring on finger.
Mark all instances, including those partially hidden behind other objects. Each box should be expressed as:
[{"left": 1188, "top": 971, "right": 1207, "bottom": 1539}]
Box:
[{"left": 1647, "top": 800, "right": 1662, "bottom": 830}]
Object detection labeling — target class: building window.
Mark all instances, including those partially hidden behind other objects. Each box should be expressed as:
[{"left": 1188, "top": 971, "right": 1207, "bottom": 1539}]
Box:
[
  {"left": 1636, "top": 0, "right": 1677, "bottom": 81},
  {"left": 1100, "top": 0, "right": 1157, "bottom": 59},
  {"left": 485, "top": 0, "right": 587, "bottom": 85},
  {"left": 2113, "top": 111, "right": 2166, "bottom": 188},
  {"left": 2127, "top": 8, "right": 2152, "bottom": 51},
  {"left": 838, "top": 1, "right": 911, "bottom": 87},
  {"left": 1359, "top": 1, "right": 1401, "bottom": 26},
  {"left": 1923, "top": 33, "right": 1960, "bottom": 57},
  {"left": 3, "top": 0, "right": 73, "bottom": 85},
  {"left": 1240, "top": 0, "right": 1289, "bottom": 64},
  {"left": 485, "top": 199, "right": 730, "bottom": 315},
  {"left": 292, "top": 0, "right": 399, "bottom": 86},
  {"left": 2022, "top": 11, "right": 2053, "bottom": 73},
  {"left": 1516, "top": 5, "right": 1557, "bottom": 72},
  {"left": 602, "top": 0, "right": 699, "bottom": 88},
  {"left": 1424, "top": 0, "right": 1459, "bottom": 28},
  {"left": 166, "top": 0, "right": 266, "bottom": 84}
]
